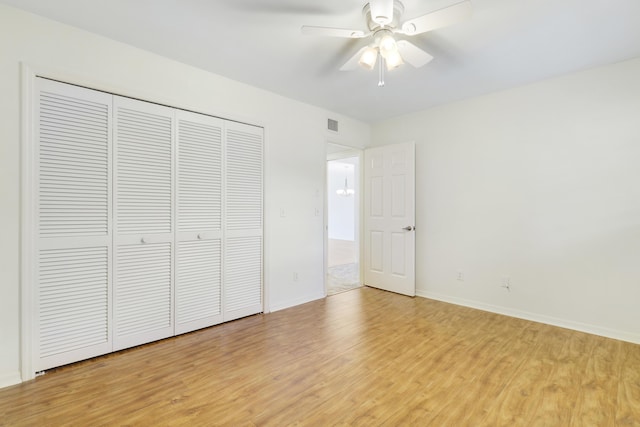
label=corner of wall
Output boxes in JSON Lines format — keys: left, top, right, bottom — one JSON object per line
{"left": 269, "top": 291, "right": 325, "bottom": 313}
{"left": 0, "top": 371, "right": 23, "bottom": 389}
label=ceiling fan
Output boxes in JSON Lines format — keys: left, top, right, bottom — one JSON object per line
{"left": 301, "top": 0, "right": 472, "bottom": 85}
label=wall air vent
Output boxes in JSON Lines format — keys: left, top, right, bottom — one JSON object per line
{"left": 327, "top": 118, "right": 339, "bottom": 132}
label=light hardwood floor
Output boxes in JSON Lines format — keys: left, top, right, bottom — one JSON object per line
{"left": 1, "top": 287, "right": 639, "bottom": 426}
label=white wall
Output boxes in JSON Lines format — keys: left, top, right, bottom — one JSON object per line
{"left": 372, "top": 57, "right": 640, "bottom": 344}
{"left": 0, "top": 4, "right": 370, "bottom": 387}
{"left": 328, "top": 160, "right": 356, "bottom": 241}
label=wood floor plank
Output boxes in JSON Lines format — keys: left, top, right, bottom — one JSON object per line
{"left": 570, "top": 337, "right": 619, "bottom": 426}
{"left": 0, "top": 287, "right": 638, "bottom": 426}
{"left": 617, "top": 341, "right": 640, "bottom": 426}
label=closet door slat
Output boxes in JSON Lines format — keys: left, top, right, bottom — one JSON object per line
{"left": 39, "top": 246, "right": 109, "bottom": 356}
{"left": 39, "top": 91, "right": 109, "bottom": 237}
{"left": 115, "top": 104, "right": 173, "bottom": 235}
{"left": 178, "top": 116, "right": 222, "bottom": 232}
{"left": 114, "top": 243, "right": 172, "bottom": 341}
{"left": 176, "top": 239, "right": 222, "bottom": 332}
{"left": 225, "top": 236, "right": 262, "bottom": 312}
{"left": 225, "top": 127, "right": 263, "bottom": 231}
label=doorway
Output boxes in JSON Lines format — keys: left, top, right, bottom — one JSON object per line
{"left": 326, "top": 144, "right": 361, "bottom": 295}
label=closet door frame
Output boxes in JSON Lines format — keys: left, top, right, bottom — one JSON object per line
{"left": 22, "top": 65, "right": 39, "bottom": 381}
{"left": 20, "top": 65, "right": 267, "bottom": 382}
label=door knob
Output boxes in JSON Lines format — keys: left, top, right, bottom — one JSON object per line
{"left": 402, "top": 226, "right": 415, "bottom": 231}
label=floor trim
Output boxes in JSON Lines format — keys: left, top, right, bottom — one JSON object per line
{"left": 269, "top": 291, "right": 325, "bottom": 313}
{"left": 417, "top": 289, "right": 640, "bottom": 345}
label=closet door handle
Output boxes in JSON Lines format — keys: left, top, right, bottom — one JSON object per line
{"left": 402, "top": 226, "right": 414, "bottom": 231}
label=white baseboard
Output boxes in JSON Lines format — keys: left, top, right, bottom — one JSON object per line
{"left": 269, "top": 291, "right": 325, "bottom": 313}
{"left": 417, "top": 289, "right": 640, "bottom": 345}
{"left": 0, "top": 371, "right": 22, "bottom": 389}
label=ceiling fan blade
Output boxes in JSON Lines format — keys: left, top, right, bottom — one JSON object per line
{"left": 339, "top": 47, "right": 368, "bottom": 71}
{"left": 396, "top": 40, "right": 434, "bottom": 68}
{"left": 399, "top": 0, "right": 472, "bottom": 35}
{"left": 301, "top": 26, "right": 367, "bottom": 38}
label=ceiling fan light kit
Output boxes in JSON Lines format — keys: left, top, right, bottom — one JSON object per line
{"left": 301, "top": 0, "right": 472, "bottom": 85}
{"left": 378, "top": 32, "right": 397, "bottom": 57}
{"left": 384, "top": 50, "right": 403, "bottom": 70}
{"left": 358, "top": 47, "right": 378, "bottom": 70}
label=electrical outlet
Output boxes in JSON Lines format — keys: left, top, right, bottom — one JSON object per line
{"left": 501, "top": 276, "right": 511, "bottom": 291}
{"left": 457, "top": 271, "right": 464, "bottom": 281}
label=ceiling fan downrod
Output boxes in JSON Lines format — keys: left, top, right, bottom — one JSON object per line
{"left": 378, "top": 54, "right": 385, "bottom": 87}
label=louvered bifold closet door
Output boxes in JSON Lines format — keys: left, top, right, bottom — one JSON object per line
{"left": 224, "top": 121, "right": 264, "bottom": 321}
{"left": 113, "top": 97, "right": 175, "bottom": 351}
{"left": 34, "top": 78, "right": 113, "bottom": 372}
{"left": 175, "top": 110, "right": 223, "bottom": 334}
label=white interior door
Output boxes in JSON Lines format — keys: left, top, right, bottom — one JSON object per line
{"left": 113, "top": 96, "right": 175, "bottom": 351}
{"left": 175, "top": 110, "right": 224, "bottom": 334}
{"left": 364, "top": 142, "right": 415, "bottom": 296}
{"left": 34, "top": 78, "right": 113, "bottom": 372}
{"left": 223, "top": 121, "right": 263, "bottom": 321}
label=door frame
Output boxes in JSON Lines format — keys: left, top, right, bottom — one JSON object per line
{"left": 324, "top": 143, "right": 364, "bottom": 296}
{"left": 20, "top": 63, "right": 37, "bottom": 382}
{"left": 20, "top": 62, "right": 269, "bottom": 382}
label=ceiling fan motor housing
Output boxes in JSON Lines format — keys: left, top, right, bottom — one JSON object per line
{"left": 364, "top": 0, "right": 405, "bottom": 30}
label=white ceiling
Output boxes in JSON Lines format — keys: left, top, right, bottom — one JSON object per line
{"left": 4, "top": 0, "right": 640, "bottom": 122}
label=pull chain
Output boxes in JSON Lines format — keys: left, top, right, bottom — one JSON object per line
{"left": 378, "top": 54, "right": 385, "bottom": 87}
